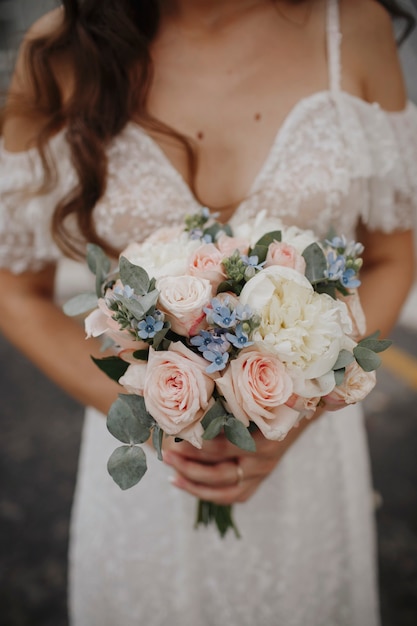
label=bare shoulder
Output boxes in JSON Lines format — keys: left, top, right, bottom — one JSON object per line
{"left": 24, "top": 6, "right": 65, "bottom": 41}
{"left": 340, "top": 0, "right": 407, "bottom": 110}
{"left": 3, "top": 8, "right": 69, "bottom": 153}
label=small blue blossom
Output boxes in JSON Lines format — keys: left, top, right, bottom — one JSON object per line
{"left": 241, "top": 254, "right": 265, "bottom": 271}
{"left": 226, "top": 324, "right": 254, "bottom": 349}
{"left": 190, "top": 331, "right": 223, "bottom": 353}
{"left": 212, "top": 306, "right": 237, "bottom": 329}
{"left": 341, "top": 268, "right": 361, "bottom": 289}
{"left": 235, "top": 304, "right": 253, "bottom": 322}
{"left": 325, "top": 235, "right": 347, "bottom": 251}
{"left": 325, "top": 251, "right": 345, "bottom": 281}
{"left": 113, "top": 284, "right": 135, "bottom": 299}
{"left": 345, "top": 240, "right": 364, "bottom": 258}
{"left": 202, "top": 234, "right": 213, "bottom": 244}
{"left": 138, "top": 315, "right": 164, "bottom": 339}
{"left": 203, "top": 349, "right": 230, "bottom": 374}
{"left": 189, "top": 228, "right": 204, "bottom": 240}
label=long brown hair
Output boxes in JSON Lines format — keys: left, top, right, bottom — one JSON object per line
{"left": 3, "top": 0, "right": 415, "bottom": 259}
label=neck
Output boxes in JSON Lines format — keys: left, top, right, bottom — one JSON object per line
{"left": 160, "top": 0, "right": 271, "bottom": 31}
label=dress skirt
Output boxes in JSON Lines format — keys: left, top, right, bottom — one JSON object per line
{"left": 68, "top": 404, "right": 380, "bottom": 626}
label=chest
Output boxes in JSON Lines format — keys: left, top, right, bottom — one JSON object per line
{"left": 143, "top": 4, "right": 362, "bottom": 216}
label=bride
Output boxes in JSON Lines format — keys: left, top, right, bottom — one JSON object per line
{"left": 0, "top": 1, "right": 415, "bottom": 624}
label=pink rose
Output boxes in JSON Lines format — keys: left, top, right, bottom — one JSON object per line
{"left": 265, "top": 241, "right": 306, "bottom": 274}
{"left": 216, "top": 234, "right": 249, "bottom": 257}
{"left": 124, "top": 343, "right": 215, "bottom": 448}
{"left": 285, "top": 393, "right": 321, "bottom": 420}
{"left": 323, "top": 361, "right": 376, "bottom": 409}
{"left": 156, "top": 275, "right": 212, "bottom": 336}
{"left": 188, "top": 243, "right": 226, "bottom": 288}
{"left": 216, "top": 348, "right": 297, "bottom": 441}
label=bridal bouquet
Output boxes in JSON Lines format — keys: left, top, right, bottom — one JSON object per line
{"left": 64, "top": 209, "right": 390, "bottom": 537}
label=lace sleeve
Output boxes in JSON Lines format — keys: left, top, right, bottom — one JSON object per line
{"left": 0, "top": 132, "right": 75, "bottom": 273}
{"left": 356, "top": 101, "right": 417, "bottom": 233}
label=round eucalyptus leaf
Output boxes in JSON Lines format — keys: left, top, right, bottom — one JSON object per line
{"left": 107, "top": 397, "right": 151, "bottom": 444}
{"left": 107, "top": 445, "right": 147, "bottom": 490}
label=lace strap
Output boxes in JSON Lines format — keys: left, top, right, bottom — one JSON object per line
{"left": 326, "top": 0, "right": 342, "bottom": 93}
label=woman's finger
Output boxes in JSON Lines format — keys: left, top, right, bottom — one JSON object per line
{"left": 164, "top": 450, "right": 244, "bottom": 487}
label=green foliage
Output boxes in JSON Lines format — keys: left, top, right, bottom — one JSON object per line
{"left": 302, "top": 242, "right": 328, "bottom": 285}
{"left": 87, "top": 244, "right": 111, "bottom": 297}
{"left": 63, "top": 292, "right": 98, "bottom": 317}
{"left": 107, "top": 396, "right": 154, "bottom": 444}
{"left": 253, "top": 230, "right": 282, "bottom": 248}
{"left": 334, "top": 368, "right": 346, "bottom": 386}
{"left": 224, "top": 417, "right": 256, "bottom": 452}
{"left": 203, "top": 222, "right": 233, "bottom": 240}
{"left": 107, "top": 445, "right": 147, "bottom": 490}
{"left": 119, "top": 257, "right": 150, "bottom": 295}
{"left": 353, "top": 346, "right": 382, "bottom": 371}
{"left": 91, "top": 356, "right": 129, "bottom": 383}
{"left": 152, "top": 426, "right": 164, "bottom": 461}
{"left": 333, "top": 349, "right": 355, "bottom": 371}
{"left": 195, "top": 500, "right": 241, "bottom": 538}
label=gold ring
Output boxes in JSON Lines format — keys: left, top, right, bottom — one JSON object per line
{"left": 235, "top": 463, "right": 244, "bottom": 486}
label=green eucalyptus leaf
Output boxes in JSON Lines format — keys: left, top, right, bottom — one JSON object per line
{"left": 202, "top": 416, "right": 226, "bottom": 440}
{"left": 334, "top": 368, "right": 346, "bottom": 386}
{"left": 333, "top": 349, "right": 355, "bottom": 371}
{"left": 119, "top": 257, "right": 150, "bottom": 295}
{"left": 314, "top": 282, "right": 337, "bottom": 299}
{"left": 139, "top": 289, "right": 160, "bottom": 313}
{"left": 107, "top": 396, "right": 152, "bottom": 444}
{"left": 118, "top": 394, "right": 155, "bottom": 429}
{"left": 63, "top": 292, "right": 98, "bottom": 317}
{"left": 357, "top": 338, "right": 392, "bottom": 353}
{"left": 302, "top": 242, "right": 327, "bottom": 284}
{"left": 353, "top": 346, "right": 382, "bottom": 372}
{"left": 132, "top": 349, "right": 149, "bottom": 361}
{"left": 203, "top": 222, "right": 233, "bottom": 240}
{"left": 87, "top": 244, "right": 111, "bottom": 276}
{"left": 91, "top": 356, "right": 129, "bottom": 383}
{"left": 152, "top": 325, "right": 170, "bottom": 350}
{"left": 107, "top": 445, "right": 147, "bottom": 490}
{"left": 224, "top": 418, "right": 256, "bottom": 452}
{"left": 248, "top": 244, "right": 268, "bottom": 265}
{"left": 152, "top": 426, "right": 164, "bottom": 461}
{"left": 253, "top": 230, "right": 282, "bottom": 248}
{"left": 216, "top": 280, "right": 240, "bottom": 295}
{"left": 201, "top": 399, "right": 228, "bottom": 430}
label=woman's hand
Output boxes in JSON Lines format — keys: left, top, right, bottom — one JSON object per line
{"left": 162, "top": 411, "right": 322, "bottom": 505}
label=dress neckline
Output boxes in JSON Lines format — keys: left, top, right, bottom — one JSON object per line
{"left": 124, "top": 90, "right": 391, "bottom": 222}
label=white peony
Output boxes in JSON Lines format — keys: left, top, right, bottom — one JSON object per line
{"left": 239, "top": 266, "right": 352, "bottom": 391}
{"left": 121, "top": 233, "right": 201, "bottom": 280}
{"left": 231, "top": 210, "right": 285, "bottom": 246}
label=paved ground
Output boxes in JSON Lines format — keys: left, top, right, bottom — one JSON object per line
{"left": 0, "top": 287, "right": 416, "bottom": 626}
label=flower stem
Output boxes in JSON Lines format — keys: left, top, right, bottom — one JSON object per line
{"left": 195, "top": 499, "right": 241, "bottom": 538}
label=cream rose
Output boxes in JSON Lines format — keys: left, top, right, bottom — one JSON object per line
{"left": 132, "top": 343, "right": 215, "bottom": 448}
{"left": 156, "top": 275, "right": 212, "bottom": 336}
{"left": 239, "top": 265, "right": 352, "bottom": 386}
{"left": 216, "top": 348, "right": 298, "bottom": 440}
{"left": 188, "top": 243, "right": 226, "bottom": 288}
{"left": 323, "top": 361, "right": 376, "bottom": 409}
{"left": 121, "top": 233, "right": 201, "bottom": 279}
{"left": 280, "top": 224, "right": 317, "bottom": 254}
{"left": 265, "top": 241, "right": 306, "bottom": 274}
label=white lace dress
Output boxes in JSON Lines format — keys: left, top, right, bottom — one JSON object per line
{"left": 1, "top": 1, "right": 417, "bottom": 624}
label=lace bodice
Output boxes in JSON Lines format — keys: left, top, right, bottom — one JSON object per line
{"left": 1, "top": 1, "right": 416, "bottom": 274}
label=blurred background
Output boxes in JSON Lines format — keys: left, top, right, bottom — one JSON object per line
{"left": 0, "top": 1, "right": 417, "bottom": 625}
